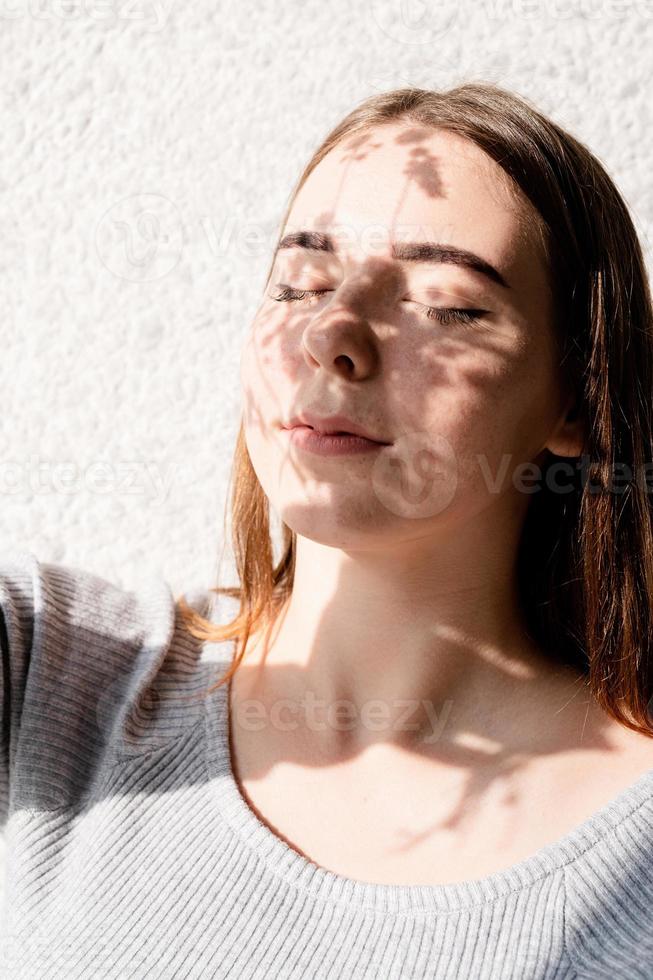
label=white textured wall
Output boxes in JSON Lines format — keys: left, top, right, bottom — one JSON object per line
{"left": 1, "top": 3, "right": 652, "bottom": 594}
{"left": 1, "top": 0, "right": 652, "bottom": 912}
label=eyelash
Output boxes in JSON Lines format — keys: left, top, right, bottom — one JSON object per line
{"left": 271, "top": 285, "right": 486, "bottom": 327}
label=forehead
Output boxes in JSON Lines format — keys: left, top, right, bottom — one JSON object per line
{"left": 285, "top": 123, "right": 545, "bottom": 277}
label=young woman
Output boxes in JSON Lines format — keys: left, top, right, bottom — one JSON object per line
{"left": 2, "top": 83, "right": 653, "bottom": 978}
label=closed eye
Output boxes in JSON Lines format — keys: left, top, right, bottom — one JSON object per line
{"left": 271, "top": 285, "right": 331, "bottom": 303}
{"left": 270, "top": 285, "right": 487, "bottom": 328}
{"left": 409, "top": 302, "right": 487, "bottom": 327}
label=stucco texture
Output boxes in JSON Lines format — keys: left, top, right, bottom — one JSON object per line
{"left": 1, "top": 0, "right": 652, "bottom": 882}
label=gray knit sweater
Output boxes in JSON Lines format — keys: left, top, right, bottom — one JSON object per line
{"left": 1, "top": 550, "right": 652, "bottom": 979}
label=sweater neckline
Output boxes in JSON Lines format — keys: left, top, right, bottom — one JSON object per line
{"left": 201, "top": 597, "right": 653, "bottom": 914}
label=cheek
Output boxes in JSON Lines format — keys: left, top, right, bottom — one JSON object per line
{"left": 399, "top": 344, "right": 555, "bottom": 489}
{"left": 239, "top": 327, "right": 300, "bottom": 484}
{"left": 240, "top": 337, "right": 274, "bottom": 441}
{"left": 239, "top": 321, "right": 287, "bottom": 423}
{"left": 242, "top": 310, "right": 300, "bottom": 388}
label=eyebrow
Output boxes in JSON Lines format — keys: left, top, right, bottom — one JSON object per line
{"left": 275, "top": 230, "right": 510, "bottom": 290}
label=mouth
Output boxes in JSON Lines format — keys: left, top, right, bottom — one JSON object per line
{"left": 294, "top": 425, "right": 371, "bottom": 438}
{"left": 282, "top": 412, "right": 392, "bottom": 445}
{"left": 284, "top": 423, "right": 390, "bottom": 446}
{"left": 281, "top": 424, "right": 390, "bottom": 456}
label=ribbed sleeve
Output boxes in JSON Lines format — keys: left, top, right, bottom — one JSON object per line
{"left": 0, "top": 551, "right": 37, "bottom": 829}
{"left": 0, "top": 550, "right": 178, "bottom": 822}
{"left": 1, "top": 550, "right": 651, "bottom": 979}
{"left": 563, "top": 798, "right": 653, "bottom": 978}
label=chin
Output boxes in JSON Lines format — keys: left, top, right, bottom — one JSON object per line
{"left": 276, "top": 491, "right": 401, "bottom": 546}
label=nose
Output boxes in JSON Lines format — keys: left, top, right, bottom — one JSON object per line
{"left": 299, "top": 259, "right": 400, "bottom": 380}
{"left": 300, "top": 304, "right": 378, "bottom": 380}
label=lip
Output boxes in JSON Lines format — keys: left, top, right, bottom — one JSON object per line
{"left": 283, "top": 426, "right": 389, "bottom": 457}
{"left": 282, "top": 411, "right": 392, "bottom": 445}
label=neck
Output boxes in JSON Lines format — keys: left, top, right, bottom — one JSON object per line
{"left": 235, "top": 509, "right": 588, "bottom": 757}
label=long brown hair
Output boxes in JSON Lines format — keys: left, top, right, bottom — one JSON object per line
{"left": 176, "top": 81, "right": 653, "bottom": 737}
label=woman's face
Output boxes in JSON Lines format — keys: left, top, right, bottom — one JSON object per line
{"left": 239, "top": 122, "right": 580, "bottom": 549}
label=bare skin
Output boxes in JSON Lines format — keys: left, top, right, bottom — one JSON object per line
{"left": 234, "top": 122, "right": 653, "bottom": 886}
{"left": 227, "top": 611, "right": 653, "bottom": 885}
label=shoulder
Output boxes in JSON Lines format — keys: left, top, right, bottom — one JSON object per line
{"left": 0, "top": 548, "right": 174, "bottom": 652}
{"left": 1, "top": 550, "right": 200, "bottom": 823}
{"left": 563, "top": 734, "right": 653, "bottom": 977}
